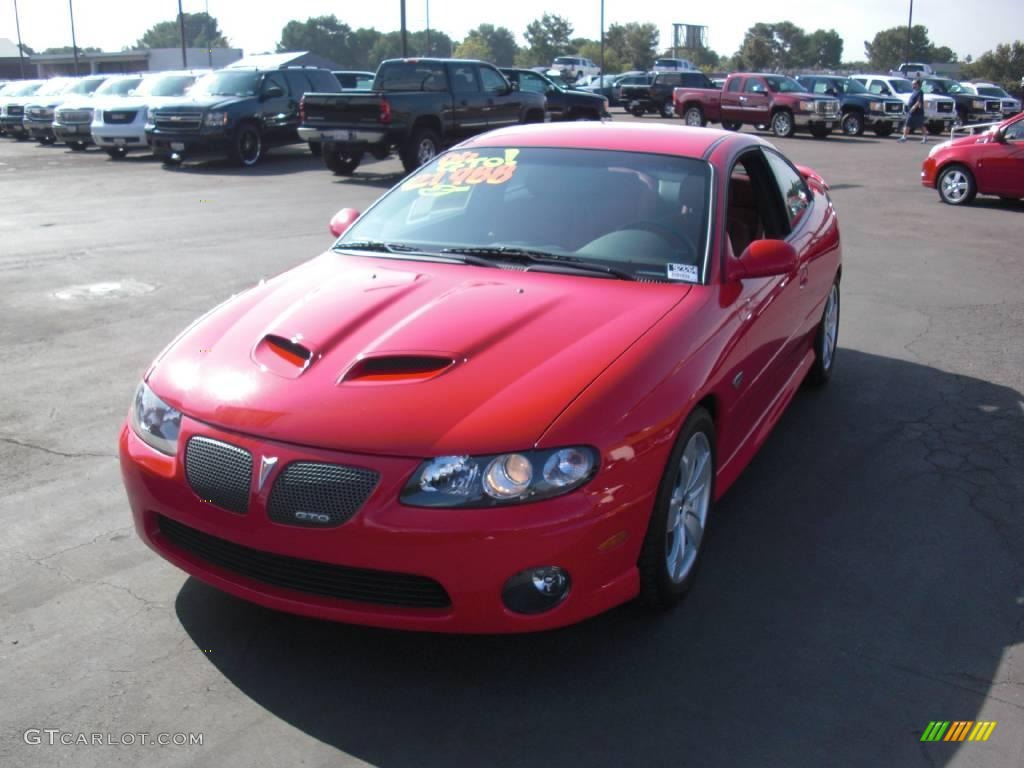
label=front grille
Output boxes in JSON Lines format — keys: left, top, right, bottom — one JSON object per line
{"left": 55, "top": 109, "right": 92, "bottom": 124}
{"left": 7, "top": 105, "right": 24, "bottom": 116}
{"left": 815, "top": 100, "right": 839, "bottom": 118}
{"left": 885, "top": 101, "right": 903, "bottom": 114}
{"left": 936, "top": 101, "right": 953, "bottom": 114}
{"left": 184, "top": 436, "right": 252, "bottom": 514}
{"left": 267, "top": 462, "right": 379, "bottom": 528}
{"left": 103, "top": 110, "right": 137, "bottom": 124}
{"left": 153, "top": 110, "right": 203, "bottom": 131}
{"left": 985, "top": 100, "right": 1001, "bottom": 113}
{"left": 26, "top": 107, "right": 53, "bottom": 121}
{"left": 157, "top": 514, "right": 452, "bottom": 609}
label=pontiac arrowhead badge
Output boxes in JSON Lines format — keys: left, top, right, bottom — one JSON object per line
{"left": 258, "top": 456, "right": 278, "bottom": 492}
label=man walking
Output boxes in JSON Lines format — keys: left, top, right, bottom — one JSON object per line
{"left": 898, "top": 79, "right": 926, "bottom": 143}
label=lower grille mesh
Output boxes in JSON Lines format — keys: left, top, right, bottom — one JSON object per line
{"left": 185, "top": 436, "right": 252, "bottom": 514}
{"left": 157, "top": 515, "right": 451, "bottom": 609}
{"left": 267, "top": 461, "right": 379, "bottom": 527}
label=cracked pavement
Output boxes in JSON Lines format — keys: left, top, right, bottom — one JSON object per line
{"left": 1, "top": 120, "right": 1021, "bottom": 767}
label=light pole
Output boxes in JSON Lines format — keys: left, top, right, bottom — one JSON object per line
{"left": 904, "top": 0, "right": 914, "bottom": 68}
{"left": 68, "top": 0, "right": 80, "bottom": 75}
{"left": 425, "top": 0, "right": 431, "bottom": 56}
{"left": 400, "top": 0, "right": 408, "bottom": 57}
{"left": 599, "top": 0, "right": 604, "bottom": 76}
{"left": 206, "top": 0, "right": 213, "bottom": 67}
{"left": 13, "top": 0, "right": 26, "bottom": 78}
{"left": 178, "top": 0, "right": 188, "bottom": 68}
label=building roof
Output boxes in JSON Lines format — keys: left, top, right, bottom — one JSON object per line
{"left": 226, "top": 51, "right": 338, "bottom": 71}
{"left": 0, "top": 37, "right": 25, "bottom": 58}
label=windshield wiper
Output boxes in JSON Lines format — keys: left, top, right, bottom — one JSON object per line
{"left": 441, "top": 246, "right": 639, "bottom": 281}
{"left": 333, "top": 240, "right": 500, "bottom": 268}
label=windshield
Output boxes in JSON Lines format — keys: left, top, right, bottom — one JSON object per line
{"left": 553, "top": 58, "right": 576, "bottom": 65}
{"left": 889, "top": 79, "right": 913, "bottom": 94}
{"left": 135, "top": 74, "right": 197, "bottom": 97}
{"left": 94, "top": 77, "right": 143, "bottom": 96}
{"left": 842, "top": 78, "right": 868, "bottom": 94}
{"left": 978, "top": 86, "right": 1009, "bottom": 98}
{"left": 36, "top": 79, "right": 72, "bottom": 96}
{"left": 338, "top": 147, "right": 712, "bottom": 282}
{"left": 190, "top": 71, "right": 260, "bottom": 97}
{"left": 920, "top": 79, "right": 951, "bottom": 94}
{"left": 765, "top": 76, "right": 806, "bottom": 93}
{"left": 67, "top": 78, "right": 106, "bottom": 95}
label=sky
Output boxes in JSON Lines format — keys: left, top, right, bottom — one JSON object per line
{"left": 1, "top": 0, "right": 1022, "bottom": 63}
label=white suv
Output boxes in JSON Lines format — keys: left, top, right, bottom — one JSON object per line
{"left": 551, "top": 57, "right": 600, "bottom": 82}
{"left": 851, "top": 74, "right": 956, "bottom": 135}
{"left": 957, "top": 81, "right": 1022, "bottom": 118}
{"left": 653, "top": 58, "right": 696, "bottom": 73}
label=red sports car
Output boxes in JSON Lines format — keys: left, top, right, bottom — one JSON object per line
{"left": 120, "top": 123, "right": 842, "bottom": 633}
{"left": 921, "top": 111, "right": 1024, "bottom": 205}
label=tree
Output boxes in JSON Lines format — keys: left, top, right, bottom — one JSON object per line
{"left": 735, "top": 22, "right": 811, "bottom": 70}
{"left": 864, "top": 25, "right": 955, "bottom": 70}
{"left": 735, "top": 23, "right": 777, "bottom": 70}
{"left": 135, "top": 12, "right": 228, "bottom": 49}
{"left": 523, "top": 13, "right": 574, "bottom": 66}
{"left": 606, "top": 23, "right": 659, "bottom": 71}
{"left": 455, "top": 24, "right": 518, "bottom": 66}
{"left": 368, "top": 30, "right": 453, "bottom": 65}
{"left": 579, "top": 41, "right": 624, "bottom": 73}
{"left": 454, "top": 36, "right": 492, "bottom": 62}
{"left": 962, "top": 41, "right": 1024, "bottom": 90}
{"left": 42, "top": 46, "right": 101, "bottom": 54}
{"left": 276, "top": 16, "right": 380, "bottom": 69}
{"left": 803, "top": 29, "right": 843, "bottom": 69}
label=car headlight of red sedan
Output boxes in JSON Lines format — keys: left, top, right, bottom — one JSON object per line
{"left": 130, "top": 381, "right": 182, "bottom": 455}
{"left": 401, "top": 447, "right": 598, "bottom": 507}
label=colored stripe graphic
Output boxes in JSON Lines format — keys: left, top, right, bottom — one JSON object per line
{"left": 922, "top": 722, "right": 950, "bottom": 741}
{"left": 921, "top": 721, "right": 996, "bottom": 742}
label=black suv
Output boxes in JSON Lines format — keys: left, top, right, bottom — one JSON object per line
{"left": 146, "top": 66, "right": 341, "bottom": 166}
{"left": 500, "top": 68, "right": 609, "bottom": 120}
{"left": 795, "top": 74, "right": 906, "bottom": 136}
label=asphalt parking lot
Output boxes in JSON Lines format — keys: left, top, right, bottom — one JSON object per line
{"left": 1, "top": 115, "right": 1022, "bottom": 768}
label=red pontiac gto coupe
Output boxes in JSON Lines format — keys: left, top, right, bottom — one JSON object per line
{"left": 120, "top": 123, "right": 842, "bottom": 633}
{"left": 921, "top": 111, "right": 1024, "bottom": 205}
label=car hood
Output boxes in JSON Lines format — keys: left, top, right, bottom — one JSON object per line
{"left": 147, "top": 252, "right": 690, "bottom": 456}
{"left": 153, "top": 95, "right": 248, "bottom": 111}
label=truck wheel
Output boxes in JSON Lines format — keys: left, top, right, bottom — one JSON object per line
{"left": 809, "top": 126, "right": 831, "bottom": 139}
{"left": 104, "top": 147, "right": 127, "bottom": 160}
{"left": 771, "top": 110, "right": 795, "bottom": 138}
{"left": 155, "top": 150, "right": 181, "bottom": 167}
{"left": 840, "top": 111, "right": 864, "bottom": 136}
{"left": 721, "top": 120, "right": 741, "bottom": 131}
{"left": 660, "top": 102, "right": 675, "bottom": 118}
{"left": 67, "top": 141, "right": 88, "bottom": 151}
{"left": 873, "top": 124, "right": 894, "bottom": 137}
{"left": 683, "top": 106, "right": 705, "bottom": 127}
{"left": 937, "top": 164, "right": 977, "bottom": 205}
{"left": 308, "top": 141, "right": 322, "bottom": 157}
{"left": 229, "top": 123, "right": 263, "bottom": 167}
{"left": 324, "top": 148, "right": 361, "bottom": 176}
{"left": 630, "top": 104, "right": 645, "bottom": 118}
{"left": 400, "top": 127, "right": 440, "bottom": 173}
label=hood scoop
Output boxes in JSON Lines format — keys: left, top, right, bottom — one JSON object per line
{"left": 340, "top": 354, "right": 456, "bottom": 384}
{"left": 252, "top": 334, "right": 316, "bottom": 379}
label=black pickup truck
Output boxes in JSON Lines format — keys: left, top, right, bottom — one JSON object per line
{"left": 918, "top": 76, "right": 1003, "bottom": 127}
{"left": 795, "top": 74, "right": 906, "bottom": 136}
{"left": 299, "top": 58, "right": 546, "bottom": 175}
{"left": 619, "top": 71, "right": 714, "bottom": 118}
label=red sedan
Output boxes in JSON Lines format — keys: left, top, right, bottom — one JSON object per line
{"left": 921, "top": 111, "right": 1024, "bottom": 205}
{"left": 120, "top": 123, "right": 842, "bottom": 633}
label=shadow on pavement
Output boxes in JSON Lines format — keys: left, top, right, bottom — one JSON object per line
{"left": 160, "top": 148, "right": 323, "bottom": 177}
{"left": 175, "top": 349, "right": 1023, "bottom": 767}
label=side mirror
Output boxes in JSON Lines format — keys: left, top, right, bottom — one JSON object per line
{"left": 329, "top": 208, "right": 361, "bottom": 238}
{"left": 262, "top": 85, "right": 285, "bottom": 100}
{"left": 510, "top": 81, "right": 520, "bottom": 92}
{"left": 727, "top": 239, "right": 798, "bottom": 281}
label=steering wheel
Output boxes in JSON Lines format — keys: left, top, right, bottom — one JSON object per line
{"left": 619, "top": 219, "right": 699, "bottom": 258}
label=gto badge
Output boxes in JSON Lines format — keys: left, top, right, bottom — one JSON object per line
{"left": 295, "top": 511, "right": 331, "bottom": 524}
{"left": 257, "top": 455, "right": 278, "bottom": 492}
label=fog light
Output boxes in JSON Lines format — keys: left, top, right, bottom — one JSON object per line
{"left": 502, "top": 566, "right": 571, "bottom": 614}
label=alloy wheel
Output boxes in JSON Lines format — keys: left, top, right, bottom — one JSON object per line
{"left": 665, "top": 432, "right": 712, "bottom": 584}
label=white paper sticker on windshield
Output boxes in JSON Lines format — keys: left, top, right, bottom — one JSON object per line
{"left": 667, "top": 263, "right": 699, "bottom": 282}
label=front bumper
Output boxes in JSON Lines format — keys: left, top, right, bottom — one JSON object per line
{"left": 93, "top": 120, "right": 149, "bottom": 151}
{"left": 794, "top": 114, "right": 838, "bottom": 128}
{"left": 297, "top": 125, "right": 390, "bottom": 152}
{"left": 146, "top": 128, "right": 231, "bottom": 158}
{"left": 53, "top": 123, "right": 94, "bottom": 143}
{"left": 119, "top": 418, "right": 648, "bottom": 633}
{"left": 0, "top": 116, "right": 29, "bottom": 135}
{"left": 25, "top": 121, "right": 55, "bottom": 141}
{"left": 864, "top": 112, "right": 903, "bottom": 128}
{"left": 920, "top": 156, "right": 939, "bottom": 188}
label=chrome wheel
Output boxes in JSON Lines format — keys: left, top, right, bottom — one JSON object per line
{"left": 772, "top": 111, "right": 794, "bottom": 137}
{"left": 940, "top": 168, "right": 970, "bottom": 203}
{"left": 841, "top": 112, "right": 862, "bottom": 136}
{"left": 684, "top": 107, "right": 703, "bottom": 126}
{"left": 238, "top": 126, "right": 261, "bottom": 166}
{"left": 665, "top": 432, "right": 712, "bottom": 584}
{"left": 822, "top": 283, "right": 839, "bottom": 371}
{"left": 416, "top": 137, "right": 437, "bottom": 165}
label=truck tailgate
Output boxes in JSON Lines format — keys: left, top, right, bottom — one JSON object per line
{"left": 302, "top": 93, "right": 382, "bottom": 125}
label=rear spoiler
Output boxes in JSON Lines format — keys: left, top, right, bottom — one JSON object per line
{"left": 795, "top": 164, "right": 829, "bottom": 191}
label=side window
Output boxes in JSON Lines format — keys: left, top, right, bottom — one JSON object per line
{"left": 868, "top": 81, "right": 885, "bottom": 95}
{"left": 744, "top": 79, "right": 766, "bottom": 94}
{"left": 283, "top": 71, "right": 312, "bottom": 98}
{"left": 263, "top": 72, "right": 288, "bottom": 97}
{"left": 764, "top": 150, "right": 810, "bottom": 231}
{"left": 479, "top": 66, "right": 508, "bottom": 94}
{"left": 812, "top": 81, "right": 829, "bottom": 94}
{"left": 727, "top": 78, "right": 743, "bottom": 93}
{"left": 519, "top": 73, "right": 547, "bottom": 94}
{"left": 450, "top": 64, "right": 479, "bottom": 95}
{"left": 307, "top": 70, "right": 342, "bottom": 93}
{"left": 726, "top": 151, "right": 790, "bottom": 256}
{"left": 662, "top": 74, "right": 681, "bottom": 87}
{"left": 1005, "top": 121, "right": 1024, "bottom": 141}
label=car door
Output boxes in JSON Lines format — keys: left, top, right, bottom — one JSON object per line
{"left": 720, "top": 77, "right": 745, "bottom": 121}
{"left": 724, "top": 149, "right": 805, "bottom": 437}
{"left": 977, "top": 118, "right": 1024, "bottom": 195}
{"left": 448, "top": 62, "right": 487, "bottom": 137}
{"left": 282, "top": 71, "right": 313, "bottom": 136}
{"left": 741, "top": 77, "right": 771, "bottom": 123}
{"left": 518, "top": 70, "right": 562, "bottom": 119}
{"left": 479, "top": 65, "right": 520, "bottom": 128}
{"left": 258, "top": 72, "right": 293, "bottom": 143}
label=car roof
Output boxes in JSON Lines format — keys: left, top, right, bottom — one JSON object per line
{"left": 461, "top": 122, "right": 763, "bottom": 159}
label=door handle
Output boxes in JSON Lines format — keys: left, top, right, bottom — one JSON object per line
{"left": 799, "top": 265, "right": 809, "bottom": 287}
{"left": 739, "top": 96, "right": 748, "bottom": 102}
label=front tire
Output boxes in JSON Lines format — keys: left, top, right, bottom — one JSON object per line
{"left": 67, "top": 141, "right": 88, "bottom": 151}
{"left": 308, "top": 141, "right": 322, "bottom": 157}
{"left": 771, "top": 110, "right": 795, "bottom": 138}
{"left": 926, "top": 123, "right": 943, "bottom": 136}
{"left": 809, "top": 126, "right": 831, "bottom": 139}
{"left": 937, "top": 164, "right": 977, "bottom": 205}
{"left": 104, "top": 147, "right": 127, "bottom": 160}
{"left": 841, "top": 111, "right": 864, "bottom": 136}
{"left": 324, "top": 147, "right": 361, "bottom": 176}
{"left": 807, "top": 279, "right": 840, "bottom": 386}
{"left": 683, "top": 106, "right": 705, "bottom": 127}
{"left": 660, "top": 101, "right": 674, "bottom": 118}
{"left": 630, "top": 104, "right": 645, "bottom": 118}
{"left": 873, "top": 124, "right": 894, "bottom": 137}
{"left": 721, "top": 120, "right": 741, "bottom": 131}
{"left": 229, "top": 123, "right": 263, "bottom": 167}
{"left": 638, "top": 407, "right": 716, "bottom": 609}
{"left": 400, "top": 126, "right": 440, "bottom": 173}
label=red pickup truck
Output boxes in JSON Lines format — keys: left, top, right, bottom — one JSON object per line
{"left": 674, "top": 73, "right": 841, "bottom": 138}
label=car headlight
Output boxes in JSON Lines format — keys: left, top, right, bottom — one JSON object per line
{"left": 203, "top": 111, "right": 228, "bottom": 127}
{"left": 972, "top": 99, "right": 984, "bottom": 110}
{"left": 401, "top": 446, "right": 598, "bottom": 507}
{"left": 146, "top": 108, "right": 156, "bottom": 125}
{"left": 130, "top": 381, "right": 182, "bottom": 455}
{"left": 869, "top": 101, "right": 882, "bottom": 111}
{"left": 798, "top": 100, "right": 815, "bottom": 112}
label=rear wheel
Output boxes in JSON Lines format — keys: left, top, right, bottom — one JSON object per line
{"left": 228, "top": 123, "right": 262, "bottom": 167}
{"left": 807, "top": 279, "right": 840, "bottom": 386}
{"left": 104, "top": 147, "right": 127, "bottom": 159}
{"left": 841, "top": 111, "right": 864, "bottom": 136}
{"left": 638, "top": 407, "right": 716, "bottom": 609}
{"left": 630, "top": 104, "right": 645, "bottom": 118}
{"left": 400, "top": 126, "right": 440, "bottom": 173}
{"left": 721, "top": 120, "right": 741, "bottom": 131}
{"left": 937, "top": 164, "right": 977, "bottom": 205}
{"left": 660, "top": 101, "right": 675, "bottom": 118}
{"left": 683, "top": 106, "right": 705, "bottom": 127}
{"left": 771, "top": 110, "right": 795, "bottom": 138}
{"left": 873, "top": 124, "right": 894, "bottom": 137}
{"left": 324, "top": 147, "right": 361, "bottom": 176}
